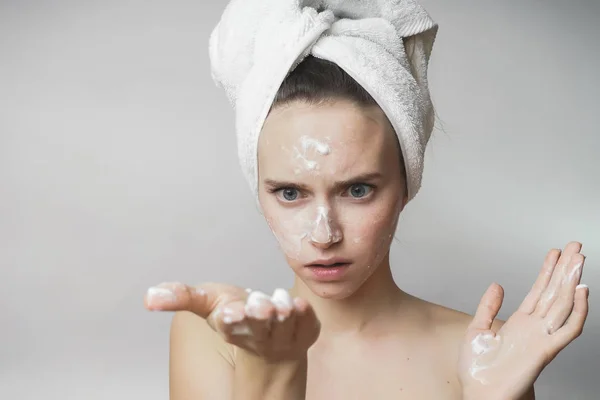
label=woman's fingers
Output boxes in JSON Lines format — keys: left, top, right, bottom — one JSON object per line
{"left": 270, "top": 289, "right": 296, "bottom": 345}
{"left": 544, "top": 254, "right": 585, "bottom": 333}
{"left": 145, "top": 283, "right": 319, "bottom": 360}
{"left": 468, "top": 283, "right": 504, "bottom": 332}
{"left": 244, "top": 291, "right": 276, "bottom": 343}
{"left": 144, "top": 282, "right": 218, "bottom": 317}
{"left": 293, "top": 297, "right": 321, "bottom": 347}
{"left": 518, "top": 248, "right": 561, "bottom": 314}
{"left": 534, "top": 242, "right": 583, "bottom": 317}
{"left": 550, "top": 284, "right": 589, "bottom": 353}
{"left": 220, "top": 289, "right": 311, "bottom": 359}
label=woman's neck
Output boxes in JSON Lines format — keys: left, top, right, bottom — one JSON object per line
{"left": 290, "top": 255, "right": 410, "bottom": 336}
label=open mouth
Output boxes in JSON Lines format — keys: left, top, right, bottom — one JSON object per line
{"left": 310, "top": 262, "right": 350, "bottom": 268}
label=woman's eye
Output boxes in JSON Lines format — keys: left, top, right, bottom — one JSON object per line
{"left": 348, "top": 184, "right": 372, "bottom": 198}
{"left": 278, "top": 188, "right": 299, "bottom": 201}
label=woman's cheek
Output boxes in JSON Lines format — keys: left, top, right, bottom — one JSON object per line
{"left": 266, "top": 210, "right": 311, "bottom": 260}
{"left": 346, "top": 206, "right": 398, "bottom": 260}
{"left": 344, "top": 205, "right": 391, "bottom": 242}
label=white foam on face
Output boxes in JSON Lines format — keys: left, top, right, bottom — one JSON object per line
{"left": 300, "top": 135, "right": 331, "bottom": 155}
{"left": 266, "top": 204, "right": 342, "bottom": 261}
{"left": 309, "top": 205, "right": 342, "bottom": 244}
{"left": 292, "top": 136, "right": 331, "bottom": 172}
{"left": 294, "top": 147, "right": 318, "bottom": 170}
{"left": 310, "top": 206, "right": 332, "bottom": 243}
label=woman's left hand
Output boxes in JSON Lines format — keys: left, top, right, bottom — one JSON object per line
{"left": 458, "top": 241, "right": 589, "bottom": 400}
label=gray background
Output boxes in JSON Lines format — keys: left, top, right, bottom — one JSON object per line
{"left": 1, "top": 0, "right": 598, "bottom": 398}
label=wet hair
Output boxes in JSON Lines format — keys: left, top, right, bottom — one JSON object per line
{"left": 271, "top": 54, "right": 407, "bottom": 179}
{"left": 272, "top": 55, "right": 379, "bottom": 108}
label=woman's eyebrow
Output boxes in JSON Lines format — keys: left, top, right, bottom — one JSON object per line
{"left": 263, "top": 179, "right": 310, "bottom": 190}
{"left": 334, "top": 172, "right": 383, "bottom": 187}
{"left": 263, "top": 172, "right": 382, "bottom": 190}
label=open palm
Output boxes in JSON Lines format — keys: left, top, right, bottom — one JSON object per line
{"left": 458, "top": 242, "right": 589, "bottom": 400}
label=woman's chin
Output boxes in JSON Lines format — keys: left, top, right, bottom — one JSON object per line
{"left": 305, "top": 281, "right": 360, "bottom": 300}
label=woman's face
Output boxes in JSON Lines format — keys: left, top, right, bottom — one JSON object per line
{"left": 257, "top": 99, "right": 407, "bottom": 299}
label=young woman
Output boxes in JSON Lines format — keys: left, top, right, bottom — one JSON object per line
{"left": 143, "top": 2, "right": 590, "bottom": 399}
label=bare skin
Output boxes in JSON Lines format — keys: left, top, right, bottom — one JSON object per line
{"left": 146, "top": 100, "right": 588, "bottom": 399}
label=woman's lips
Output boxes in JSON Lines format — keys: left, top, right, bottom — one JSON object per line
{"left": 305, "top": 258, "right": 352, "bottom": 267}
{"left": 305, "top": 262, "right": 351, "bottom": 280}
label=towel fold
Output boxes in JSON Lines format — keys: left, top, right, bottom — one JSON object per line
{"left": 209, "top": 0, "right": 438, "bottom": 202}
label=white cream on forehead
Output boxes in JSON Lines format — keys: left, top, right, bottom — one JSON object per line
{"left": 300, "top": 135, "right": 331, "bottom": 155}
{"left": 292, "top": 135, "right": 331, "bottom": 172}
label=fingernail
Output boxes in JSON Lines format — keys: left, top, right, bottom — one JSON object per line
{"left": 231, "top": 324, "right": 253, "bottom": 336}
{"left": 146, "top": 286, "right": 177, "bottom": 308}
{"left": 576, "top": 284, "right": 588, "bottom": 290}
{"left": 196, "top": 287, "right": 206, "bottom": 296}
{"left": 222, "top": 307, "right": 244, "bottom": 324}
{"left": 147, "top": 286, "right": 176, "bottom": 299}
{"left": 222, "top": 307, "right": 233, "bottom": 324}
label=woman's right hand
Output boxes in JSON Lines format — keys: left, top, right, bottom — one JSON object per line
{"left": 144, "top": 282, "right": 320, "bottom": 362}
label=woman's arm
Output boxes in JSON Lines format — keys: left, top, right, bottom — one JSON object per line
{"left": 170, "top": 310, "right": 308, "bottom": 400}
{"left": 233, "top": 351, "right": 307, "bottom": 400}
{"left": 147, "top": 282, "right": 318, "bottom": 400}
{"left": 169, "top": 310, "right": 234, "bottom": 400}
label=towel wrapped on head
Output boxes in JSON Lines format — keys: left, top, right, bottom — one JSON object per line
{"left": 209, "top": 0, "right": 438, "bottom": 202}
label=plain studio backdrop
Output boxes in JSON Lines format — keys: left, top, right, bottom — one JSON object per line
{"left": 1, "top": 0, "right": 598, "bottom": 399}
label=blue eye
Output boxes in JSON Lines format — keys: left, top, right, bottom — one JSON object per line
{"left": 348, "top": 184, "right": 372, "bottom": 198}
{"left": 279, "top": 188, "right": 299, "bottom": 201}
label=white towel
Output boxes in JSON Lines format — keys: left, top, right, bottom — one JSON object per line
{"left": 209, "top": 0, "right": 438, "bottom": 202}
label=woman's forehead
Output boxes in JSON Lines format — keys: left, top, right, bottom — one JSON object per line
{"left": 258, "top": 101, "right": 397, "bottom": 173}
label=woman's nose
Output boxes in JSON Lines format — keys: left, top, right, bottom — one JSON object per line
{"left": 308, "top": 206, "right": 342, "bottom": 249}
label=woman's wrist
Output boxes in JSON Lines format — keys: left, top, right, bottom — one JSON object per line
{"left": 233, "top": 349, "right": 307, "bottom": 400}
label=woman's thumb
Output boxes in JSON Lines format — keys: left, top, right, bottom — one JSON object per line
{"left": 468, "top": 282, "right": 504, "bottom": 332}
